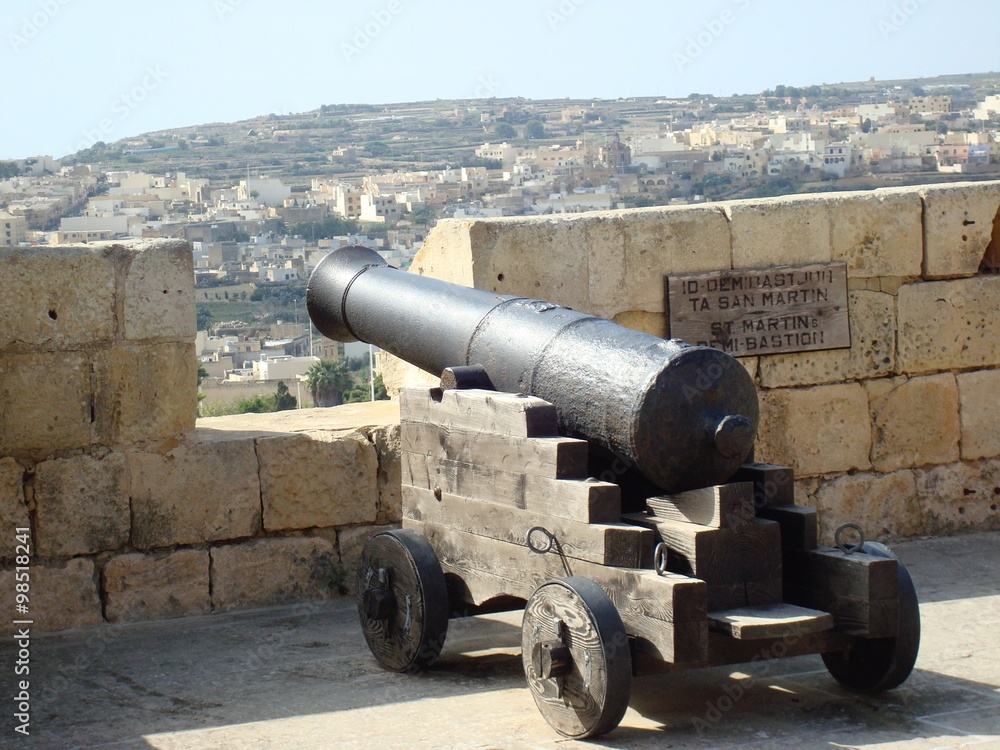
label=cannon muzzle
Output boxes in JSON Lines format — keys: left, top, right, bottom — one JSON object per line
{"left": 307, "top": 246, "right": 759, "bottom": 494}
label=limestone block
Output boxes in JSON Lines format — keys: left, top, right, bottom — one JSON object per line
{"left": 34, "top": 453, "right": 129, "bottom": 557}
{"left": 920, "top": 181, "right": 1000, "bottom": 279}
{"left": 897, "top": 276, "right": 1000, "bottom": 373}
{"left": 103, "top": 550, "right": 210, "bottom": 623}
{"left": 0, "top": 351, "right": 91, "bottom": 458}
{"left": 727, "top": 194, "right": 833, "bottom": 269}
{"left": 868, "top": 374, "right": 960, "bottom": 473}
{"left": 338, "top": 524, "right": 401, "bottom": 594}
{"left": 211, "top": 537, "right": 340, "bottom": 610}
{"left": 829, "top": 188, "right": 923, "bottom": 278}
{"left": 129, "top": 437, "right": 261, "bottom": 549}
{"left": 93, "top": 342, "right": 197, "bottom": 445}
{"left": 759, "top": 290, "right": 895, "bottom": 388}
{"left": 368, "top": 423, "right": 402, "bottom": 525}
{"left": 756, "top": 383, "right": 871, "bottom": 477}
{"left": 0, "top": 246, "right": 116, "bottom": 350}
{"left": 466, "top": 215, "right": 595, "bottom": 312}
{"left": 121, "top": 239, "right": 196, "bottom": 341}
{"left": 619, "top": 205, "right": 732, "bottom": 313}
{"left": 611, "top": 310, "right": 667, "bottom": 338}
{"left": 812, "top": 470, "right": 922, "bottom": 544}
{"left": 0, "top": 558, "right": 103, "bottom": 631}
{"left": 915, "top": 458, "right": 1000, "bottom": 535}
{"left": 958, "top": 369, "right": 1000, "bottom": 460}
{"left": 257, "top": 431, "right": 378, "bottom": 531}
{"left": 408, "top": 218, "right": 479, "bottom": 287}
{"left": 0, "top": 458, "right": 28, "bottom": 559}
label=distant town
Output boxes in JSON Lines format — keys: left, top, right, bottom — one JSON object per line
{"left": 3, "top": 73, "right": 1000, "bottom": 413}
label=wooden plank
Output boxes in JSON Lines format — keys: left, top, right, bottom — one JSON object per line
{"left": 623, "top": 514, "right": 781, "bottom": 587}
{"left": 784, "top": 546, "right": 898, "bottom": 601}
{"left": 646, "top": 482, "right": 755, "bottom": 528}
{"left": 733, "top": 463, "right": 796, "bottom": 508}
{"left": 708, "top": 603, "right": 833, "bottom": 640}
{"left": 402, "top": 451, "right": 621, "bottom": 524}
{"left": 400, "top": 421, "right": 588, "bottom": 480}
{"left": 785, "top": 584, "right": 899, "bottom": 638}
{"left": 400, "top": 387, "right": 558, "bottom": 438}
{"left": 756, "top": 504, "right": 818, "bottom": 550}
{"left": 402, "top": 486, "right": 653, "bottom": 567}
{"left": 707, "top": 579, "right": 783, "bottom": 611}
{"left": 406, "top": 518, "right": 708, "bottom": 665}
{"left": 666, "top": 262, "right": 850, "bottom": 357}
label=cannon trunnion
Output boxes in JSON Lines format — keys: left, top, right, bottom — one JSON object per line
{"left": 307, "top": 247, "right": 920, "bottom": 739}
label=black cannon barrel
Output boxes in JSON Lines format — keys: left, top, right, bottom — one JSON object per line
{"left": 307, "top": 246, "right": 759, "bottom": 493}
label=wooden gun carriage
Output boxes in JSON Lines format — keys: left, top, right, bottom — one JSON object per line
{"left": 308, "top": 247, "right": 920, "bottom": 739}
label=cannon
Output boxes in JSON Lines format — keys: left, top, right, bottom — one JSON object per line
{"left": 308, "top": 245, "right": 758, "bottom": 495}
{"left": 307, "top": 246, "right": 920, "bottom": 739}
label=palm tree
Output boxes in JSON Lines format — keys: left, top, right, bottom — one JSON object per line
{"left": 305, "top": 360, "right": 352, "bottom": 407}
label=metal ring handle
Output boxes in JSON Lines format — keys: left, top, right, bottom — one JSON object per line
{"left": 835, "top": 522, "right": 866, "bottom": 556}
{"left": 653, "top": 542, "right": 670, "bottom": 576}
{"left": 526, "top": 526, "right": 556, "bottom": 555}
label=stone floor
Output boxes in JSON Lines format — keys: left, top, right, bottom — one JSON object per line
{"left": 3, "top": 532, "right": 999, "bottom": 750}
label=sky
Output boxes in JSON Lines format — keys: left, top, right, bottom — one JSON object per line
{"left": 2, "top": 0, "right": 998, "bottom": 160}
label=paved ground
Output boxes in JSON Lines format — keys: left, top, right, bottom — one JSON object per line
{"left": 3, "top": 532, "right": 999, "bottom": 750}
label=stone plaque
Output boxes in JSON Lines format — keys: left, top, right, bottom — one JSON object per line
{"left": 666, "top": 262, "right": 850, "bottom": 357}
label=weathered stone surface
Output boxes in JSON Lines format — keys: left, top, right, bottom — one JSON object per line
{"left": 338, "top": 524, "right": 401, "bottom": 594}
{"left": 897, "top": 276, "right": 1000, "bottom": 373}
{"left": 257, "top": 431, "right": 378, "bottom": 531}
{"left": 920, "top": 181, "right": 1000, "bottom": 279}
{"left": 0, "top": 558, "right": 103, "bottom": 631}
{"left": 0, "top": 351, "right": 91, "bottom": 458}
{"left": 958, "top": 369, "right": 1000, "bottom": 460}
{"left": 466, "top": 215, "right": 594, "bottom": 311}
{"left": 727, "top": 194, "right": 833, "bottom": 269}
{"left": 915, "top": 458, "right": 1000, "bottom": 535}
{"left": 620, "top": 205, "right": 731, "bottom": 312}
{"left": 103, "top": 550, "right": 210, "bottom": 623}
{"left": 812, "top": 470, "right": 922, "bottom": 544}
{"left": 94, "top": 342, "right": 197, "bottom": 445}
{"left": 211, "top": 537, "right": 340, "bottom": 610}
{"left": 367, "top": 423, "right": 402, "bottom": 525}
{"left": 34, "top": 453, "right": 129, "bottom": 557}
{"left": 122, "top": 240, "right": 196, "bottom": 341}
{"left": 611, "top": 310, "right": 667, "bottom": 338}
{"left": 756, "top": 383, "right": 871, "bottom": 477}
{"left": 129, "top": 437, "right": 261, "bottom": 549}
{"left": 408, "top": 218, "right": 479, "bottom": 287}
{"left": 868, "top": 374, "right": 960, "bottom": 473}
{"left": 829, "top": 188, "right": 923, "bottom": 278}
{"left": 0, "top": 246, "right": 116, "bottom": 350}
{"left": 0, "top": 458, "right": 28, "bottom": 559}
{"left": 759, "top": 290, "right": 895, "bottom": 388}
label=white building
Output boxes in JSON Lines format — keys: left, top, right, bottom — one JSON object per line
{"left": 822, "top": 142, "right": 855, "bottom": 178}
{"left": 0, "top": 211, "right": 27, "bottom": 247}
{"left": 239, "top": 177, "right": 291, "bottom": 206}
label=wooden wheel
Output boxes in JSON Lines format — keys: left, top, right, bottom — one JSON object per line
{"left": 356, "top": 529, "right": 449, "bottom": 673}
{"left": 521, "top": 577, "right": 631, "bottom": 739}
{"left": 822, "top": 542, "right": 920, "bottom": 692}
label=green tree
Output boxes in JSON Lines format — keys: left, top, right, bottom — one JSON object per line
{"left": 274, "top": 380, "right": 297, "bottom": 411}
{"left": 366, "top": 141, "right": 391, "bottom": 157}
{"left": 524, "top": 120, "right": 546, "bottom": 139}
{"left": 305, "top": 359, "right": 353, "bottom": 407}
{"left": 494, "top": 123, "right": 517, "bottom": 139}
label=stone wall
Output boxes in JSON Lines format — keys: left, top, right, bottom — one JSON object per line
{"left": 0, "top": 241, "right": 400, "bottom": 631}
{"left": 392, "top": 180, "right": 1000, "bottom": 544}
